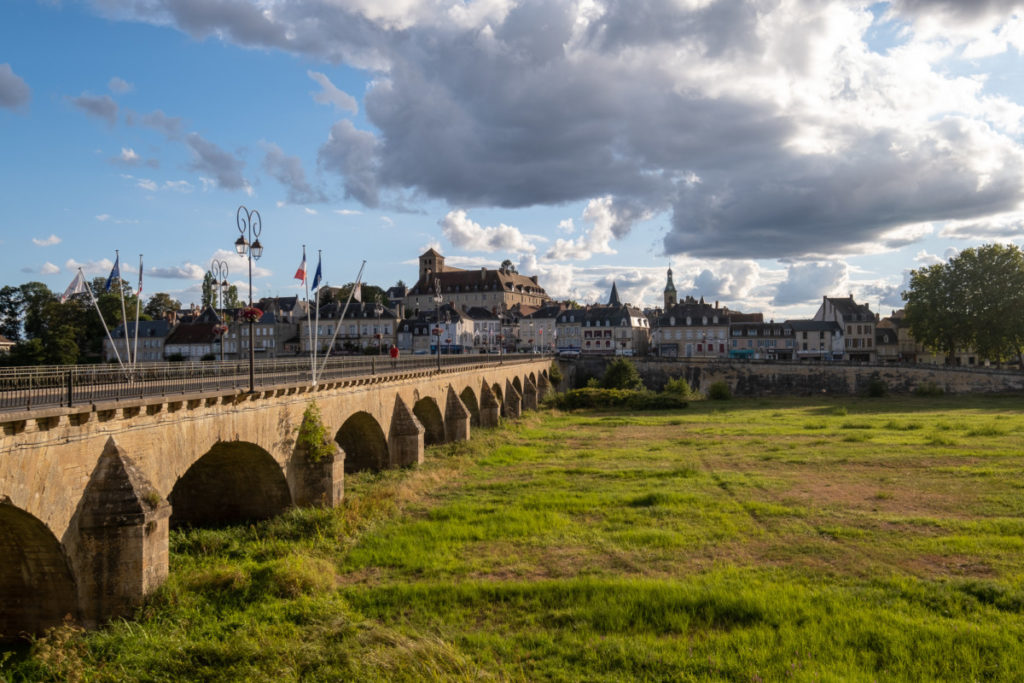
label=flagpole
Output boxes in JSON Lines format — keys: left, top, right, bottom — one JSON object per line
{"left": 84, "top": 269, "right": 127, "bottom": 373}
{"left": 317, "top": 260, "right": 365, "bottom": 382}
{"left": 132, "top": 254, "right": 142, "bottom": 372}
{"left": 112, "top": 250, "right": 132, "bottom": 368}
{"left": 312, "top": 250, "right": 322, "bottom": 385}
{"left": 301, "top": 245, "right": 313, "bottom": 386}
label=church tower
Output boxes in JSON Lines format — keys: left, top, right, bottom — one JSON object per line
{"left": 419, "top": 248, "right": 445, "bottom": 284}
{"left": 664, "top": 266, "right": 677, "bottom": 309}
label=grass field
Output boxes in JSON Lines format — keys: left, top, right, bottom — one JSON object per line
{"left": 4, "top": 395, "right": 1024, "bottom": 681}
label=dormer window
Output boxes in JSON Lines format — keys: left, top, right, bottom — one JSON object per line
{"left": 686, "top": 316, "right": 691, "bottom": 325}
{"left": 669, "top": 316, "right": 675, "bottom": 326}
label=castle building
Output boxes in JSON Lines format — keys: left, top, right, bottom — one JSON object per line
{"left": 404, "top": 249, "right": 550, "bottom": 315}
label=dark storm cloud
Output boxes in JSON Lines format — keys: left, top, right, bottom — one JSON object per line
{"left": 87, "top": 0, "right": 1024, "bottom": 260}
{"left": 0, "top": 63, "right": 31, "bottom": 109}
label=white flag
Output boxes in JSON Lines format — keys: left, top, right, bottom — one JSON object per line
{"left": 61, "top": 270, "right": 87, "bottom": 303}
{"left": 352, "top": 282, "right": 362, "bottom": 302}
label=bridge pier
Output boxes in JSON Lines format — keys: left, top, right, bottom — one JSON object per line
{"left": 504, "top": 380, "right": 523, "bottom": 419}
{"left": 388, "top": 396, "right": 425, "bottom": 467}
{"left": 537, "top": 374, "right": 552, "bottom": 402}
{"left": 478, "top": 381, "right": 501, "bottom": 427}
{"left": 74, "top": 438, "right": 170, "bottom": 628}
{"left": 444, "top": 385, "right": 471, "bottom": 442}
{"left": 522, "top": 376, "right": 539, "bottom": 411}
{"left": 290, "top": 440, "right": 345, "bottom": 507}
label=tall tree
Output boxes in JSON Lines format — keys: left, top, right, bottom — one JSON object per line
{"left": 201, "top": 271, "right": 216, "bottom": 308}
{"left": 144, "top": 293, "right": 181, "bottom": 319}
{"left": 903, "top": 243, "right": 1024, "bottom": 366}
{"left": 955, "top": 244, "right": 1024, "bottom": 366}
{"left": 902, "top": 263, "right": 967, "bottom": 364}
{"left": 0, "top": 285, "right": 23, "bottom": 341}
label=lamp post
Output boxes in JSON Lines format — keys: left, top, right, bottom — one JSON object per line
{"left": 432, "top": 277, "right": 443, "bottom": 371}
{"left": 211, "top": 259, "right": 229, "bottom": 361}
{"left": 234, "top": 205, "right": 263, "bottom": 393}
{"left": 375, "top": 302, "right": 384, "bottom": 355}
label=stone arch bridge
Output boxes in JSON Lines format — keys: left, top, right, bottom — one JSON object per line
{"left": 0, "top": 357, "right": 552, "bottom": 638}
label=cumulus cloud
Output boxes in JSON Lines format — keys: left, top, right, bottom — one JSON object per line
{"left": 772, "top": 261, "right": 849, "bottom": 307}
{"left": 308, "top": 70, "right": 358, "bottom": 113}
{"left": 32, "top": 234, "right": 61, "bottom": 247}
{"left": 185, "top": 133, "right": 249, "bottom": 192}
{"left": 65, "top": 257, "right": 114, "bottom": 275}
{"left": 110, "top": 146, "right": 159, "bottom": 168}
{"left": 687, "top": 261, "right": 761, "bottom": 301}
{"left": 440, "top": 209, "right": 537, "bottom": 254}
{"left": 108, "top": 76, "right": 133, "bottom": 93}
{"left": 545, "top": 197, "right": 638, "bottom": 261}
{"left": 263, "top": 142, "right": 326, "bottom": 204}
{"left": 82, "top": 0, "right": 1024, "bottom": 261}
{"left": 70, "top": 93, "right": 118, "bottom": 125}
{"left": 41, "top": 262, "right": 61, "bottom": 275}
{"left": 0, "top": 63, "right": 31, "bottom": 109}
{"left": 148, "top": 263, "right": 207, "bottom": 279}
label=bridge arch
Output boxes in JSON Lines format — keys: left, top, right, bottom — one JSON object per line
{"left": 169, "top": 442, "right": 291, "bottom": 528}
{"left": 337, "top": 412, "right": 390, "bottom": 473}
{"left": 413, "top": 397, "right": 446, "bottom": 445}
{"left": 512, "top": 376, "right": 524, "bottom": 395}
{"left": 0, "top": 504, "right": 77, "bottom": 638}
{"left": 460, "top": 386, "right": 480, "bottom": 427}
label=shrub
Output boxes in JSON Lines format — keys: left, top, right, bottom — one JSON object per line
{"left": 585, "top": 377, "right": 601, "bottom": 388}
{"left": 548, "top": 361, "right": 563, "bottom": 387}
{"left": 297, "top": 401, "right": 335, "bottom": 463}
{"left": 914, "top": 381, "right": 945, "bottom": 397}
{"left": 866, "top": 378, "right": 888, "bottom": 397}
{"left": 707, "top": 381, "right": 732, "bottom": 400}
{"left": 602, "top": 358, "right": 644, "bottom": 390}
{"left": 663, "top": 376, "right": 692, "bottom": 397}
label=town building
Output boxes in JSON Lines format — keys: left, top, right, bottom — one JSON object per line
{"left": 404, "top": 249, "right": 550, "bottom": 314}
{"left": 519, "top": 302, "right": 566, "bottom": 353}
{"left": 300, "top": 301, "right": 398, "bottom": 356}
{"left": 102, "top": 320, "right": 172, "bottom": 363}
{"left": 787, "top": 320, "right": 844, "bottom": 361}
{"left": 572, "top": 283, "right": 650, "bottom": 356}
{"left": 813, "top": 296, "right": 877, "bottom": 362}
{"left": 653, "top": 295, "right": 730, "bottom": 358}
{"left": 729, "top": 320, "right": 797, "bottom": 360}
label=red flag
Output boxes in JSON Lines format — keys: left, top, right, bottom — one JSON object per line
{"left": 294, "top": 251, "right": 307, "bottom": 282}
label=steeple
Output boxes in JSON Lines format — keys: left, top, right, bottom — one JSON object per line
{"left": 664, "top": 266, "right": 677, "bottom": 309}
{"left": 608, "top": 281, "right": 621, "bottom": 306}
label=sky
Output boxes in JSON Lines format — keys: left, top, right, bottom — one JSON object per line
{"left": 3, "top": 0, "right": 1024, "bottom": 319}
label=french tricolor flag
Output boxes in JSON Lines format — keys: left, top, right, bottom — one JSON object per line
{"left": 294, "top": 247, "right": 307, "bottom": 282}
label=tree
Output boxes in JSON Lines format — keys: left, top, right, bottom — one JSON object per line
{"left": 201, "top": 271, "right": 216, "bottom": 308}
{"left": 0, "top": 285, "right": 22, "bottom": 341}
{"left": 902, "top": 243, "right": 1024, "bottom": 366}
{"left": 322, "top": 283, "right": 388, "bottom": 306}
{"left": 602, "top": 358, "right": 644, "bottom": 390}
{"left": 144, "top": 293, "right": 182, "bottom": 320}
{"left": 222, "top": 285, "right": 241, "bottom": 309}
{"left": 903, "top": 264, "right": 966, "bottom": 365}
{"left": 500, "top": 259, "right": 518, "bottom": 274}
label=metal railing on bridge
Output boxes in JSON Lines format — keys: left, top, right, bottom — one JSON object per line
{"left": 0, "top": 353, "right": 550, "bottom": 413}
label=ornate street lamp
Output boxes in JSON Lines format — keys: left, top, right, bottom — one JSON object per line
{"left": 432, "top": 277, "right": 443, "bottom": 370}
{"left": 235, "top": 205, "right": 263, "bottom": 392}
{"left": 375, "top": 302, "right": 384, "bottom": 355}
{"left": 211, "top": 259, "right": 229, "bottom": 361}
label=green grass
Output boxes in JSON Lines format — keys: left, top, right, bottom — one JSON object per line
{"left": 4, "top": 395, "right": 1024, "bottom": 681}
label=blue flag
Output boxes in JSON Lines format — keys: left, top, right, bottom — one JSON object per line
{"left": 104, "top": 254, "right": 120, "bottom": 293}
{"left": 311, "top": 255, "right": 322, "bottom": 291}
